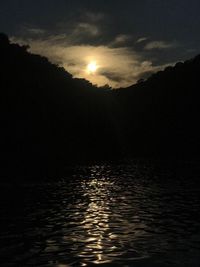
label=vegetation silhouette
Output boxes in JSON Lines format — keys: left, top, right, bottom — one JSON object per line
{"left": 1, "top": 33, "right": 200, "bottom": 178}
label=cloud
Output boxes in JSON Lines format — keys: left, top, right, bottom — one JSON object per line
{"left": 26, "top": 28, "right": 46, "bottom": 35}
{"left": 71, "top": 11, "right": 104, "bottom": 38}
{"left": 74, "top": 22, "right": 99, "bottom": 36}
{"left": 55, "top": 13, "right": 104, "bottom": 46}
{"left": 136, "top": 37, "right": 148, "bottom": 43}
{"left": 100, "top": 71, "right": 130, "bottom": 83}
{"left": 16, "top": 25, "right": 47, "bottom": 37}
{"left": 84, "top": 12, "right": 105, "bottom": 22}
{"left": 144, "top": 40, "right": 176, "bottom": 50}
{"left": 11, "top": 33, "right": 172, "bottom": 88}
{"left": 111, "top": 34, "right": 132, "bottom": 46}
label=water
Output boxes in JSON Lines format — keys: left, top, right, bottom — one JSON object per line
{"left": 0, "top": 161, "right": 200, "bottom": 266}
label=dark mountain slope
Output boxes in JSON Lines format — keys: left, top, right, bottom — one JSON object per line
{"left": 1, "top": 33, "right": 200, "bottom": 177}
{"left": 0, "top": 33, "right": 120, "bottom": 177}
{"left": 114, "top": 57, "right": 200, "bottom": 157}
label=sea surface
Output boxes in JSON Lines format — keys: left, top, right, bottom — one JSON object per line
{"left": 0, "top": 160, "right": 200, "bottom": 266}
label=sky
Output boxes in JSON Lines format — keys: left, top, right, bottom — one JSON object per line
{"left": 1, "top": 0, "right": 200, "bottom": 88}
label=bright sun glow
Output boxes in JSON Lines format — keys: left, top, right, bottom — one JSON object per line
{"left": 87, "top": 61, "right": 98, "bottom": 74}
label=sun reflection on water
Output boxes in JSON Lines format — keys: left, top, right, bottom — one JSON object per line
{"left": 79, "top": 168, "right": 113, "bottom": 265}
{"left": 60, "top": 165, "right": 149, "bottom": 266}
{"left": 2, "top": 164, "right": 199, "bottom": 267}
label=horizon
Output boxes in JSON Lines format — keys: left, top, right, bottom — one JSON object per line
{"left": 1, "top": 2, "right": 200, "bottom": 267}
{"left": 1, "top": 0, "right": 200, "bottom": 87}
{"left": 8, "top": 34, "right": 183, "bottom": 89}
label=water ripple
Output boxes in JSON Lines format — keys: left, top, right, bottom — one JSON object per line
{"left": 0, "top": 161, "right": 200, "bottom": 266}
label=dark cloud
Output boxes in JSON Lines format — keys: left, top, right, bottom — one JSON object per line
{"left": 1, "top": 0, "right": 200, "bottom": 43}
{"left": 135, "top": 70, "right": 155, "bottom": 82}
{"left": 136, "top": 37, "right": 148, "bottom": 43}
{"left": 100, "top": 70, "right": 127, "bottom": 83}
{"left": 2, "top": 0, "right": 200, "bottom": 87}
{"left": 144, "top": 40, "right": 177, "bottom": 50}
{"left": 109, "top": 34, "right": 134, "bottom": 48}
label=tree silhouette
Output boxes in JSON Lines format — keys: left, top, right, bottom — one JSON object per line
{"left": 1, "top": 33, "right": 200, "bottom": 179}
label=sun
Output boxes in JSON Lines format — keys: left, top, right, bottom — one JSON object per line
{"left": 87, "top": 61, "right": 98, "bottom": 74}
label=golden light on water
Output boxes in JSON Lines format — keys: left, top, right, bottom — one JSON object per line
{"left": 77, "top": 170, "right": 114, "bottom": 265}
{"left": 56, "top": 165, "right": 150, "bottom": 266}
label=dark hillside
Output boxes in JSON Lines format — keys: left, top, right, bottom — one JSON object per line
{"left": 115, "top": 56, "right": 200, "bottom": 157}
{"left": 0, "top": 33, "right": 119, "bottom": 177}
{"left": 1, "top": 33, "right": 200, "bottom": 178}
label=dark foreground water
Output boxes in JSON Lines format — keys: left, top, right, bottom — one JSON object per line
{"left": 0, "top": 161, "right": 200, "bottom": 267}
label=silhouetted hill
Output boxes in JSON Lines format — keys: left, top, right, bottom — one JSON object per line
{"left": 0, "top": 33, "right": 120, "bottom": 177}
{"left": 1, "top": 33, "right": 200, "bottom": 178}
{"left": 115, "top": 55, "right": 200, "bottom": 157}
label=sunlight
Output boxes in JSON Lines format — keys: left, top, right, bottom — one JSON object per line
{"left": 77, "top": 167, "right": 113, "bottom": 265}
{"left": 87, "top": 61, "right": 98, "bottom": 74}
